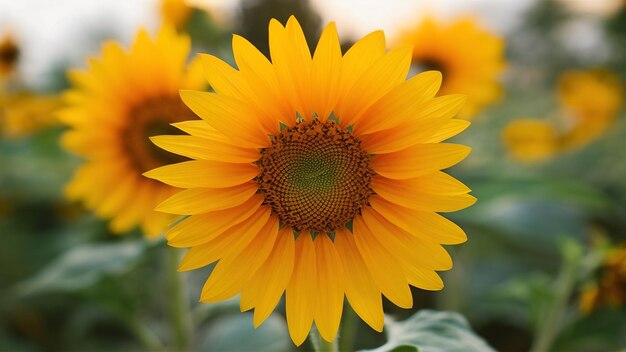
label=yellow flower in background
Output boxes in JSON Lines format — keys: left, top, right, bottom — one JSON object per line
{"left": 558, "top": 69, "right": 624, "bottom": 149}
{"left": 0, "top": 33, "right": 19, "bottom": 84}
{"left": 0, "top": 92, "right": 62, "bottom": 138}
{"left": 396, "top": 16, "right": 506, "bottom": 118}
{"left": 502, "top": 119, "right": 560, "bottom": 162}
{"left": 160, "top": 0, "right": 193, "bottom": 29}
{"left": 145, "top": 16, "right": 475, "bottom": 345}
{"left": 60, "top": 26, "right": 205, "bottom": 237}
{"left": 580, "top": 244, "right": 626, "bottom": 314}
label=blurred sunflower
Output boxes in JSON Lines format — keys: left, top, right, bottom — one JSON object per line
{"left": 0, "top": 33, "right": 19, "bottom": 84}
{"left": 558, "top": 68, "right": 624, "bottom": 149}
{"left": 580, "top": 244, "right": 626, "bottom": 313}
{"left": 145, "top": 17, "right": 475, "bottom": 345}
{"left": 0, "top": 92, "right": 62, "bottom": 138}
{"left": 396, "top": 16, "right": 506, "bottom": 117}
{"left": 60, "top": 26, "right": 205, "bottom": 236}
{"left": 502, "top": 118, "right": 560, "bottom": 162}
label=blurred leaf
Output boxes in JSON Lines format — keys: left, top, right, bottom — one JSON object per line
{"left": 13, "top": 240, "right": 148, "bottom": 296}
{"left": 196, "top": 313, "right": 290, "bottom": 352}
{"left": 363, "top": 310, "right": 496, "bottom": 352}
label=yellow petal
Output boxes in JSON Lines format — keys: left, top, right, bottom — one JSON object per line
{"left": 286, "top": 233, "right": 317, "bottom": 346}
{"left": 143, "top": 160, "right": 258, "bottom": 188}
{"left": 369, "top": 195, "right": 468, "bottom": 245}
{"left": 333, "top": 228, "right": 384, "bottom": 332}
{"left": 179, "top": 90, "right": 269, "bottom": 148}
{"left": 371, "top": 143, "right": 471, "bottom": 179}
{"left": 177, "top": 206, "right": 272, "bottom": 270}
{"left": 361, "top": 206, "right": 453, "bottom": 271}
{"left": 339, "top": 31, "right": 386, "bottom": 105}
{"left": 424, "top": 119, "right": 471, "bottom": 143}
{"left": 371, "top": 174, "right": 476, "bottom": 212}
{"left": 404, "top": 267, "right": 444, "bottom": 291}
{"left": 337, "top": 46, "right": 412, "bottom": 128}
{"left": 269, "top": 17, "right": 312, "bottom": 120}
{"left": 200, "top": 216, "right": 279, "bottom": 302}
{"left": 313, "top": 234, "right": 344, "bottom": 342}
{"left": 353, "top": 215, "right": 413, "bottom": 308}
{"left": 240, "top": 226, "right": 295, "bottom": 327}
{"left": 359, "top": 95, "right": 467, "bottom": 153}
{"left": 155, "top": 182, "right": 258, "bottom": 215}
{"left": 171, "top": 120, "right": 230, "bottom": 141}
{"left": 150, "top": 135, "right": 260, "bottom": 163}
{"left": 167, "top": 194, "right": 266, "bottom": 248}
{"left": 354, "top": 71, "right": 443, "bottom": 135}
{"left": 311, "top": 22, "right": 342, "bottom": 121}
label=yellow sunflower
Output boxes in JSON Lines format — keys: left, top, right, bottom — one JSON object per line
{"left": 145, "top": 17, "right": 475, "bottom": 345}
{"left": 580, "top": 244, "right": 626, "bottom": 314}
{"left": 558, "top": 68, "right": 624, "bottom": 149}
{"left": 502, "top": 118, "right": 560, "bottom": 162}
{"left": 396, "top": 16, "right": 505, "bottom": 118}
{"left": 0, "top": 92, "right": 62, "bottom": 138}
{"left": 60, "top": 26, "right": 205, "bottom": 236}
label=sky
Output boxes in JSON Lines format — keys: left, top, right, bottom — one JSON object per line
{"left": 0, "top": 0, "right": 554, "bottom": 87}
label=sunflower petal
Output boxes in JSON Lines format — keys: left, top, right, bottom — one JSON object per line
{"left": 371, "top": 143, "right": 471, "bottom": 179}
{"left": 155, "top": 182, "right": 258, "bottom": 215}
{"left": 150, "top": 135, "right": 260, "bottom": 163}
{"left": 369, "top": 195, "right": 468, "bottom": 245}
{"left": 313, "top": 234, "right": 344, "bottom": 342}
{"left": 334, "top": 228, "right": 384, "bottom": 332}
{"left": 143, "top": 160, "right": 258, "bottom": 188}
{"left": 353, "top": 216, "right": 413, "bottom": 308}
{"left": 286, "top": 233, "right": 317, "bottom": 346}
{"left": 311, "top": 22, "right": 342, "bottom": 121}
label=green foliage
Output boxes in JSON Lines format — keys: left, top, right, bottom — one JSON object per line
{"left": 364, "top": 310, "right": 496, "bottom": 352}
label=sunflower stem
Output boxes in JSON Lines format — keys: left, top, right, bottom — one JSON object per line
{"left": 127, "top": 317, "right": 164, "bottom": 351}
{"left": 310, "top": 325, "right": 338, "bottom": 352}
{"left": 339, "top": 305, "right": 358, "bottom": 352}
{"left": 167, "top": 248, "right": 192, "bottom": 351}
{"left": 529, "top": 240, "right": 582, "bottom": 352}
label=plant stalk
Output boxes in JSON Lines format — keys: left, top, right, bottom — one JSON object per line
{"left": 167, "top": 248, "right": 192, "bottom": 351}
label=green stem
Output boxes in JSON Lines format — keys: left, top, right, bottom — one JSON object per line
{"left": 339, "top": 305, "right": 358, "bottom": 352}
{"left": 127, "top": 317, "right": 164, "bottom": 351}
{"left": 529, "top": 244, "right": 581, "bottom": 352}
{"left": 310, "top": 325, "right": 338, "bottom": 352}
{"left": 167, "top": 248, "right": 192, "bottom": 351}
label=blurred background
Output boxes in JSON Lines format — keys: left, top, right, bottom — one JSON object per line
{"left": 1, "top": 0, "right": 626, "bottom": 351}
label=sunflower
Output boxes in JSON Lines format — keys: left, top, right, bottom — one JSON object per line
{"left": 396, "top": 16, "right": 505, "bottom": 118}
{"left": 0, "top": 92, "right": 62, "bottom": 138}
{"left": 60, "top": 26, "right": 205, "bottom": 236}
{"left": 145, "top": 17, "right": 475, "bottom": 345}
{"left": 502, "top": 118, "right": 560, "bottom": 162}
{"left": 558, "top": 68, "right": 623, "bottom": 149}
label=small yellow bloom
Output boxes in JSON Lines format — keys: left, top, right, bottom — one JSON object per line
{"left": 558, "top": 69, "right": 624, "bottom": 149}
{"left": 502, "top": 119, "right": 560, "bottom": 162}
{"left": 0, "top": 92, "right": 62, "bottom": 138}
{"left": 146, "top": 16, "right": 475, "bottom": 345}
{"left": 580, "top": 244, "right": 626, "bottom": 314}
{"left": 60, "top": 26, "right": 205, "bottom": 236}
{"left": 396, "top": 16, "right": 506, "bottom": 117}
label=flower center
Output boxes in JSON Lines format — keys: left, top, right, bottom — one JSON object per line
{"left": 257, "top": 119, "right": 375, "bottom": 233}
{"left": 411, "top": 58, "right": 447, "bottom": 79}
{"left": 0, "top": 41, "right": 19, "bottom": 70}
{"left": 123, "top": 96, "right": 196, "bottom": 173}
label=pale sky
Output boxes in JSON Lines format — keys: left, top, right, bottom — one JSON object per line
{"left": 0, "top": 0, "right": 549, "bottom": 88}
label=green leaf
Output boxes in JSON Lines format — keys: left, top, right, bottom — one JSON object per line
{"left": 13, "top": 240, "right": 148, "bottom": 296}
{"left": 363, "top": 310, "right": 495, "bottom": 352}
{"left": 196, "top": 313, "right": 290, "bottom": 352}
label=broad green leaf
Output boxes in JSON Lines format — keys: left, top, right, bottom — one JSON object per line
{"left": 196, "top": 313, "right": 290, "bottom": 352}
{"left": 13, "top": 240, "right": 148, "bottom": 296}
{"left": 363, "top": 310, "right": 495, "bottom": 352}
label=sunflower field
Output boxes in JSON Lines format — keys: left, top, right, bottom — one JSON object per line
{"left": 1, "top": 0, "right": 626, "bottom": 351}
